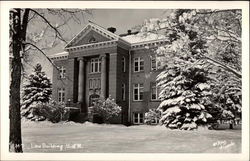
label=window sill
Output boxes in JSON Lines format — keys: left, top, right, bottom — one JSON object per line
{"left": 89, "top": 72, "right": 101, "bottom": 75}
{"left": 133, "top": 100, "right": 143, "bottom": 102}
{"left": 133, "top": 71, "right": 144, "bottom": 74}
{"left": 133, "top": 123, "right": 144, "bottom": 125}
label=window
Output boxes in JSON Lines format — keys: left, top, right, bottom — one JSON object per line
{"left": 133, "top": 83, "right": 143, "bottom": 101}
{"left": 122, "top": 83, "right": 125, "bottom": 101}
{"left": 89, "top": 78, "right": 101, "bottom": 89}
{"left": 151, "top": 57, "right": 157, "bottom": 71}
{"left": 133, "top": 113, "right": 144, "bottom": 124}
{"left": 89, "top": 79, "right": 93, "bottom": 89}
{"left": 134, "top": 57, "right": 144, "bottom": 72}
{"left": 90, "top": 58, "right": 101, "bottom": 73}
{"left": 59, "top": 66, "right": 66, "bottom": 78}
{"left": 122, "top": 57, "right": 126, "bottom": 72}
{"left": 151, "top": 82, "right": 159, "bottom": 100}
{"left": 58, "top": 88, "right": 65, "bottom": 103}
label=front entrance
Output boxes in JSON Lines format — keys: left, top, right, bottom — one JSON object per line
{"left": 89, "top": 92, "right": 100, "bottom": 106}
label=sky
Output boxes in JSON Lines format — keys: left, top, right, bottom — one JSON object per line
{"left": 25, "top": 9, "right": 171, "bottom": 79}
{"left": 42, "top": 9, "right": 171, "bottom": 55}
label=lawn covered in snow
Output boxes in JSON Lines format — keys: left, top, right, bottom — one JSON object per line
{"left": 21, "top": 120, "right": 241, "bottom": 153}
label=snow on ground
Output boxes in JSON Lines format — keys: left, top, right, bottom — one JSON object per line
{"left": 21, "top": 120, "right": 241, "bottom": 153}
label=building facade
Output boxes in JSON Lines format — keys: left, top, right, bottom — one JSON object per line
{"left": 50, "top": 22, "right": 168, "bottom": 124}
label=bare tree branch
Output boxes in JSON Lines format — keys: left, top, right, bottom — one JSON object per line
{"left": 202, "top": 55, "right": 241, "bottom": 78}
{"left": 23, "top": 42, "right": 73, "bottom": 82}
{"left": 29, "top": 9, "right": 67, "bottom": 43}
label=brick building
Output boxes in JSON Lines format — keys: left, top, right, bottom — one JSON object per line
{"left": 50, "top": 22, "right": 168, "bottom": 124}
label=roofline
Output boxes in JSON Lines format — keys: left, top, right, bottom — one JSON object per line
{"left": 64, "top": 21, "right": 128, "bottom": 49}
{"left": 131, "top": 38, "right": 168, "bottom": 46}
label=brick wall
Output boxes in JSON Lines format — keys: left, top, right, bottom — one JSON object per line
{"left": 130, "top": 48, "right": 161, "bottom": 123}
{"left": 52, "top": 59, "right": 69, "bottom": 103}
{"left": 52, "top": 45, "right": 162, "bottom": 125}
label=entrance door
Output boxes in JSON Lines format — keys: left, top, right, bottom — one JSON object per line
{"left": 89, "top": 93, "right": 100, "bottom": 106}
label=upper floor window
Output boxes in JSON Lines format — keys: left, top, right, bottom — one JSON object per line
{"left": 133, "top": 83, "right": 143, "bottom": 101}
{"left": 122, "top": 56, "right": 126, "bottom": 72}
{"left": 122, "top": 83, "right": 126, "bottom": 101}
{"left": 151, "top": 57, "right": 157, "bottom": 71}
{"left": 151, "top": 82, "right": 159, "bottom": 100}
{"left": 59, "top": 66, "right": 66, "bottom": 78}
{"left": 134, "top": 57, "right": 144, "bottom": 72}
{"left": 133, "top": 113, "right": 144, "bottom": 124}
{"left": 90, "top": 58, "right": 101, "bottom": 73}
{"left": 58, "top": 88, "right": 65, "bottom": 103}
{"left": 151, "top": 56, "right": 161, "bottom": 71}
{"left": 89, "top": 78, "right": 101, "bottom": 89}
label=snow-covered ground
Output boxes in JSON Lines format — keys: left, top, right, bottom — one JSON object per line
{"left": 22, "top": 120, "right": 241, "bottom": 153}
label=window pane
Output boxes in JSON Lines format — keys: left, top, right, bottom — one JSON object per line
{"left": 95, "top": 79, "right": 98, "bottom": 88}
{"left": 139, "top": 85, "right": 143, "bottom": 100}
{"left": 140, "top": 118, "right": 143, "bottom": 123}
{"left": 98, "top": 79, "right": 101, "bottom": 88}
{"left": 89, "top": 79, "right": 92, "bottom": 89}
{"left": 91, "top": 63, "right": 94, "bottom": 73}
{"left": 134, "top": 88, "right": 138, "bottom": 100}
{"left": 151, "top": 83, "right": 156, "bottom": 100}
{"left": 151, "top": 58, "right": 156, "bottom": 70}
{"left": 58, "top": 91, "right": 61, "bottom": 102}
{"left": 140, "top": 60, "right": 144, "bottom": 71}
{"left": 95, "top": 62, "right": 98, "bottom": 72}
{"left": 134, "top": 62, "right": 138, "bottom": 72}
{"left": 134, "top": 113, "right": 138, "bottom": 123}
{"left": 139, "top": 92, "right": 143, "bottom": 100}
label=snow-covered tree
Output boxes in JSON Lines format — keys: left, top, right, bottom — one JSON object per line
{"left": 157, "top": 65, "right": 217, "bottom": 130}
{"left": 140, "top": 9, "right": 241, "bottom": 130}
{"left": 21, "top": 63, "right": 52, "bottom": 118}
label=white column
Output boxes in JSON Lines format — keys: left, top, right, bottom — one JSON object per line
{"left": 100, "top": 54, "right": 107, "bottom": 98}
{"left": 78, "top": 57, "right": 85, "bottom": 103}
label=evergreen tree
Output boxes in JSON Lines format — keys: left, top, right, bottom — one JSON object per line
{"left": 140, "top": 9, "right": 241, "bottom": 130}
{"left": 157, "top": 65, "right": 216, "bottom": 130}
{"left": 21, "top": 63, "right": 52, "bottom": 118}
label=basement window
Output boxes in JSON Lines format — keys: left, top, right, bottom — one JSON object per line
{"left": 133, "top": 113, "right": 144, "bottom": 124}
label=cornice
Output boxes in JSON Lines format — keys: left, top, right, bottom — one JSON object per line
{"left": 65, "top": 40, "right": 118, "bottom": 53}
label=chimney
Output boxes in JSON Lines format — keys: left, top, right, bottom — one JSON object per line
{"left": 127, "top": 30, "right": 132, "bottom": 35}
{"left": 107, "top": 27, "right": 116, "bottom": 33}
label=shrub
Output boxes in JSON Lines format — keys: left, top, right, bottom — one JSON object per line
{"left": 25, "top": 100, "right": 70, "bottom": 123}
{"left": 144, "top": 109, "right": 161, "bottom": 125}
{"left": 90, "top": 95, "right": 122, "bottom": 123}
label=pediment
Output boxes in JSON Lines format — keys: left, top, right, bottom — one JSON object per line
{"left": 65, "top": 22, "right": 119, "bottom": 49}
{"left": 72, "top": 30, "right": 111, "bottom": 47}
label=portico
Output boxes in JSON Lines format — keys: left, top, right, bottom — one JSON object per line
{"left": 76, "top": 53, "right": 108, "bottom": 113}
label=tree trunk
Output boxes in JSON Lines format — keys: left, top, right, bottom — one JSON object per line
{"left": 9, "top": 8, "right": 30, "bottom": 152}
{"left": 9, "top": 9, "right": 23, "bottom": 152}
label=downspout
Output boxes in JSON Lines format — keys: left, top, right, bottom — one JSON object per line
{"left": 128, "top": 49, "right": 131, "bottom": 124}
